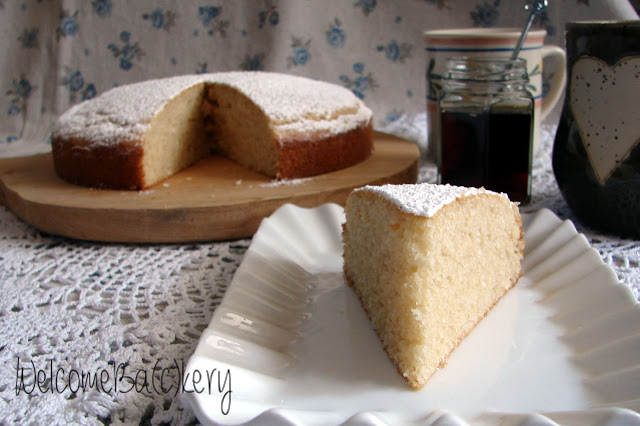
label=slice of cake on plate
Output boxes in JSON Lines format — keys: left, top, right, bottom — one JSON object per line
{"left": 342, "top": 183, "right": 524, "bottom": 390}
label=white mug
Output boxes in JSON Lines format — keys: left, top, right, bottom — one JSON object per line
{"left": 424, "top": 28, "right": 566, "bottom": 159}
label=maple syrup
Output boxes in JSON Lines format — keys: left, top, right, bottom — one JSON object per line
{"left": 438, "top": 57, "right": 534, "bottom": 203}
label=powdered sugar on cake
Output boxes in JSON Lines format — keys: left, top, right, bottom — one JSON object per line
{"left": 52, "top": 75, "right": 208, "bottom": 145}
{"left": 51, "top": 72, "right": 372, "bottom": 147}
{"left": 358, "top": 183, "right": 508, "bottom": 217}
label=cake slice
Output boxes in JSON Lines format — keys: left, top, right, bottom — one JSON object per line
{"left": 342, "top": 183, "right": 524, "bottom": 390}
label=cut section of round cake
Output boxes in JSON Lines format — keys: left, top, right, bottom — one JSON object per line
{"left": 51, "top": 72, "right": 373, "bottom": 189}
{"left": 342, "top": 183, "right": 524, "bottom": 390}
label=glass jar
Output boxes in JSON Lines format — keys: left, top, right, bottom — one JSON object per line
{"left": 437, "top": 57, "right": 534, "bottom": 204}
{"left": 553, "top": 21, "right": 640, "bottom": 238}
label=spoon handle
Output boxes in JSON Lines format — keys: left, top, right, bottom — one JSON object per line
{"left": 511, "top": 0, "right": 548, "bottom": 60}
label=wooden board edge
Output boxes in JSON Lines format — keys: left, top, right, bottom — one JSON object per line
{"left": 4, "top": 157, "right": 416, "bottom": 243}
{"left": 0, "top": 134, "right": 420, "bottom": 242}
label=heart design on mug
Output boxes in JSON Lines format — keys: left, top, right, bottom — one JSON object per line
{"left": 570, "top": 56, "right": 640, "bottom": 184}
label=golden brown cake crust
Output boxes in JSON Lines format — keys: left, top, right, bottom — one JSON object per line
{"left": 277, "top": 121, "right": 373, "bottom": 179}
{"left": 52, "top": 120, "right": 374, "bottom": 189}
{"left": 52, "top": 136, "right": 145, "bottom": 190}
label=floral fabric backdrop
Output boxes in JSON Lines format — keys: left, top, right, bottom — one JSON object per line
{"left": 1, "top": 0, "right": 638, "bottom": 157}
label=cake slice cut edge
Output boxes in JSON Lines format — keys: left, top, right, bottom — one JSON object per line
{"left": 342, "top": 183, "right": 524, "bottom": 390}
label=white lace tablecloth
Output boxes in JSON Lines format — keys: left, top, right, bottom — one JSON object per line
{"left": 2, "top": 1, "right": 639, "bottom": 423}
{"left": 1, "top": 120, "right": 639, "bottom": 425}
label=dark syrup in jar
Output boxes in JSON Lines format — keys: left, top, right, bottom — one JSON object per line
{"left": 440, "top": 108, "right": 533, "bottom": 203}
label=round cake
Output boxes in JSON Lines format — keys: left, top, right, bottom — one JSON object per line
{"left": 51, "top": 71, "right": 374, "bottom": 189}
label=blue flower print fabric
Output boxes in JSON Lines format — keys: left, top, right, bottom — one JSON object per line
{"left": 0, "top": 0, "right": 637, "bottom": 155}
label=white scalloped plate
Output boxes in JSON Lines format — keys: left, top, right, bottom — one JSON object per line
{"left": 182, "top": 204, "right": 640, "bottom": 425}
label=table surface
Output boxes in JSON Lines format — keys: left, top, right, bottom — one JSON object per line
{"left": 0, "top": 125, "right": 638, "bottom": 425}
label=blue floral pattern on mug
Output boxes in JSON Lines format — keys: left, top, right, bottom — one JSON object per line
{"left": 287, "top": 37, "right": 311, "bottom": 68}
{"left": 527, "top": 63, "right": 542, "bottom": 94}
{"left": 108, "top": 31, "right": 145, "bottom": 71}
{"left": 326, "top": 18, "right": 345, "bottom": 48}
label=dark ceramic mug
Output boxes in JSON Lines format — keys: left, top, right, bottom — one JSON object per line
{"left": 553, "top": 21, "right": 640, "bottom": 238}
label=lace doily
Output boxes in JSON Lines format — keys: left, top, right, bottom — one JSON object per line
{"left": 0, "top": 122, "right": 638, "bottom": 425}
{"left": 0, "top": 213, "right": 250, "bottom": 424}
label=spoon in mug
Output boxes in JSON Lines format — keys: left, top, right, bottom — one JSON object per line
{"left": 511, "top": 0, "right": 548, "bottom": 60}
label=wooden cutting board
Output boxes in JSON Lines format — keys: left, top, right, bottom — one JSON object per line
{"left": 0, "top": 132, "right": 419, "bottom": 243}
